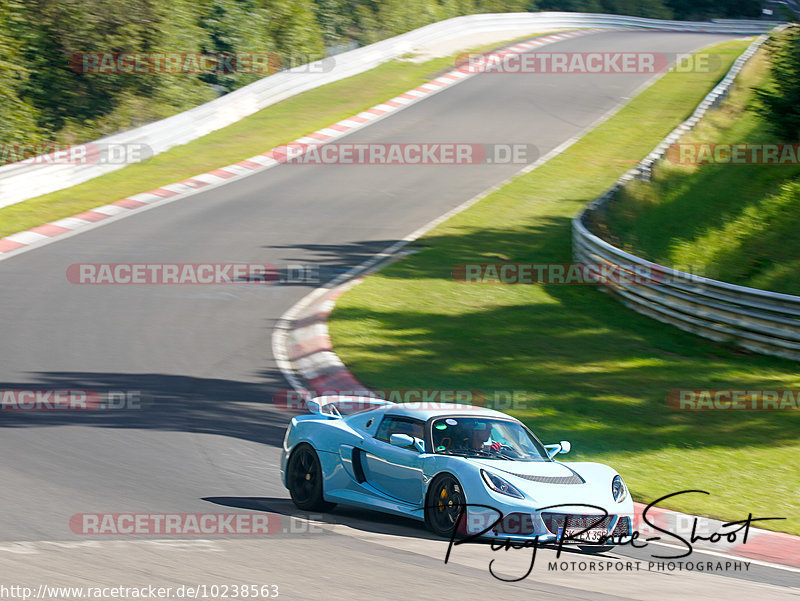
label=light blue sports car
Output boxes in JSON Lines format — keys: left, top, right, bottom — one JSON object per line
{"left": 281, "top": 396, "right": 634, "bottom": 550}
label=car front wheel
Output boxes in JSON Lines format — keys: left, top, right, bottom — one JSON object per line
{"left": 425, "top": 473, "right": 467, "bottom": 538}
{"left": 286, "top": 444, "right": 336, "bottom": 512}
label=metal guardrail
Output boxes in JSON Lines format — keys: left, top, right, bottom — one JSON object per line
{"left": 573, "top": 30, "right": 800, "bottom": 361}
{"left": 0, "top": 12, "right": 776, "bottom": 209}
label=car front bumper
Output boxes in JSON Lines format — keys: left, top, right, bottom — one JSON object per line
{"left": 460, "top": 498, "right": 634, "bottom": 546}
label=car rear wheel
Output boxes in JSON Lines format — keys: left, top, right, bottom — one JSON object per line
{"left": 287, "top": 444, "right": 336, "bottom": 512}
{"left": 425, "top": 473, "right": 467, "bottom": 538}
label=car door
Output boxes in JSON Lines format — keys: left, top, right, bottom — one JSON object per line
{"left": 360, "top": 416, "right": 425, "bottom": 505}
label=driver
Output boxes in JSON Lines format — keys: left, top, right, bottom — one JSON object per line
{"left": 467, "top": 421, "right": 504, "bottom": 453}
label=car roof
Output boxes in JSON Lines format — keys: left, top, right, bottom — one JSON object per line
{"left": 314, "top": 395, "right": 512, "bottom": 421}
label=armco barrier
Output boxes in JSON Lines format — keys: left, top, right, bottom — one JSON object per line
{"left": 573, "top": 29, "right": 800, "bottom": 361}
{"left": 0, "top": 12, "right": 776, "bottom": 209}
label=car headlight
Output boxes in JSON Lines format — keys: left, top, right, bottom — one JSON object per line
{"left": 612, "top": 475, "right": 627, "bottom": 503}
{"left": 481, "top": 470, "right": 525, "bottom": 499}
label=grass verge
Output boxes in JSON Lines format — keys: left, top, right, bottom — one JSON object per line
{"left": 600, "top": 43, "right": 800, "bottom": 294}
{"left": 0, "top": 33, "right": 562, "bottom": 239}
{"left": 328, "top": 39, "right": 800, "bottom": 534}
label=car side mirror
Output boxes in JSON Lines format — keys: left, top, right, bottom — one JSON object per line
{"left": 390, "top": 433, "right": 424, "bottom": 452}
{"left": 307, "top": 398, "right": 341, "bottom": 418}
{"left": 545, "top": 440, "right": 571, "bottom": 459}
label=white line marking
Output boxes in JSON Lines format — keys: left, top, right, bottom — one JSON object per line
{"left": 89, "top": 205, "right": 128, "bottom": 216}
{"left": 217, "top": 164, "right": 253, "bottom": 176}
{"left": 247, "top": 155, "right": 278, "bottom": 166}
{"left": 5, "top": 231, "right": 48, "bottom": 245}
{"left": 159, "top": 182, "right": 198, "bottom": 194}
{"left": 127, "top": 192, "right": 163, "bottom": 203}
{"left": 191, "top": 173, "right": 227, "bottom": 185}
{"left": 50, "top": 217, "right": 94, "bottom": 229}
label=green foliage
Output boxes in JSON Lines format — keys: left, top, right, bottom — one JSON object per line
{"left": 604, "top": 45, "right": 800, "bottom": 295}
{"left": 531, "top": 0, "right": 761, "bottom": 19}
{"left": 311, "top": 0, "right": 353, "bottom": 46}
{"left": 263, "top": 0, "right": 325, "bottom": 65}
{"left": 0, "top": 0, "right": 770, "bottom": 150}
{"left": 664, "top": 0, "right": 763, "bottom": 20}
{"left": 19, "top": 0, "right": 168, "bottom": 136}
{"left": 755, "top": 27, "right": 800, "bottom": 141}
{"left": 196, "top": 0, "right": 274, "bottom": 91}
{"left": 474, "top": 0, "right": 528, "bottom": 13}
{"left": 0, "top": 0, "right": 44, "bottom": 146}
{"left": 373, "top": 0, "right": 447, "bottom": 37}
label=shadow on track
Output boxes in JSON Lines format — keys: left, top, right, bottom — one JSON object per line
{"left": 204, "top": 495, "right": 442, "bottom": 541}
{"left": 0, "top": 370, "right": 294, "bottom": 447}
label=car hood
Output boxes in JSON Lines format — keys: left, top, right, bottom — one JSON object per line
{"left": 472, "top": 459, "right": 630, "bottom": 512}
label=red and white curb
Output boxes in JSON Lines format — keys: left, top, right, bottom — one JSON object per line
{"left": 284, "top": 285, "right": 369, "bottom": 395}
{"left": 0, "top": 30, "right": 594, "bottom": 261}
{"left": 631, "top": 502, "right": 800, "bottom": 569}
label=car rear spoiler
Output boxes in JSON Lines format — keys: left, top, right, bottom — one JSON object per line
{"left": 307, "top": 395, "right": 395, "bottom": 418}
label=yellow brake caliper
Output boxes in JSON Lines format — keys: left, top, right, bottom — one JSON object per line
{"left": 438, "top": 487, "right": 448, "bottom": 512}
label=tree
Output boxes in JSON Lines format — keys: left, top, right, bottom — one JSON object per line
{"left": 262, "top": 0, "right": 325, "bottom": 66}
{"left": 19, "top": 0, "right": 183, "bottom": 137}
{"left": 0, "top": 0, "right": 43, "bottom": 146}
{"left": 755, "top": 28, "right": 800, "bottom": 142}
{"left": 196, "top": 0, "right": 274, "bottom": 91}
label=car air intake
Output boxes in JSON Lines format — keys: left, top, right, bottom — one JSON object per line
{"left": 492, "top": 513, "right": 536, "bottom": 536}
{"left": 506, "top": 472, "right": 585, "bottom": 485}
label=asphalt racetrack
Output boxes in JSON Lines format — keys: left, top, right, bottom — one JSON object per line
{"left": 0, "top": 30, "right": 796, "bottom": 599}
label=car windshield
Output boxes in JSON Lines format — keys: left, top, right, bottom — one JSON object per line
{"left": 431, "top": 417, "right": 549, "bottom": 462}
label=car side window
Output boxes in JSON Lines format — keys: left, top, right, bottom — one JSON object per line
{"left": 375, "top": 416, "right": 424, "bottom": 449}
